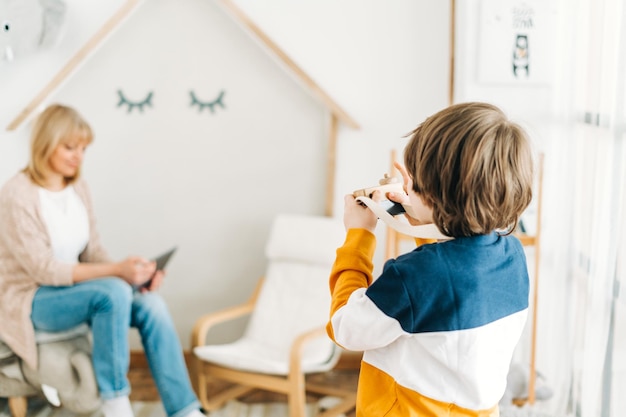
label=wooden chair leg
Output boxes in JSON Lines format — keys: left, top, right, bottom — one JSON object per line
{"left": 8, "top": 396, "right": 28, "bottom": 417}
{"left": 288, "top": 373, "right": 307, "bottom": 417}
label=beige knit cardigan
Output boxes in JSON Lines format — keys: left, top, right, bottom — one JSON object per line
{"left": 0, "top": 171, "right": 111, "bottom": 370}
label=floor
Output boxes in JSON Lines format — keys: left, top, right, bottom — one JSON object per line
{"left": 128, "top": 351, "right": 360, "bottom": 417}
{"left": 129, "top": 353, "right": 563, "bottom": 417}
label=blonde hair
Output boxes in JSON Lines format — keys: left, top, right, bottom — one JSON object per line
{"left": 404, "top": 102, "right": 533, "bottom": 237}
{"left": 25, "top": 104, "right": 93, "bottom": 187}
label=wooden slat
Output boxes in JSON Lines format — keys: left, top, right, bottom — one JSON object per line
{"left": 6, "top": 0, "right": 143, "bottom": 131}
{"left": 527, "top": 153, "right": 544, "bottom": 405}
{"left": 325, "top": 114, "right": 339, "bottom": 216}
{"left": 511, "top": 153, "right": 544, "bottom": 407}
{"left": 8, "top": 397, "right": 27, "bottom": 417}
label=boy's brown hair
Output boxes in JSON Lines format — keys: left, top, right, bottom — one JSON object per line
{"left": 404, "top": 102, "right": 533, "bottom": 237}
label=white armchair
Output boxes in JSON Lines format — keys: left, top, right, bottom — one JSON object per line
{"left": 192, "top": 213, "right": 355, "bottom": 417}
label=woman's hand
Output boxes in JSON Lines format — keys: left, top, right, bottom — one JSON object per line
{"left": 117, "top": 256, "right": 157, "bottom": 287}
{"left": 343, "top": 190, "right": 382, "bottom": 233}
{"left": 139, "top": 270, "right": 165, "bottom": 293}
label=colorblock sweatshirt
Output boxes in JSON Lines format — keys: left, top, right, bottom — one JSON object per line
{"left": 326, "top": 229, "right": 529, "bottom": 417}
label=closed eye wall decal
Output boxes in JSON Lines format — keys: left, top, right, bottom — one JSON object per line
{"left": 117, "top": 90, "right": 153, "bottom": 113}
{"left": 114, "top": 89, "right": 227, "bottom": 114}
{"left": 189, "top": 90, "right": 226, "bottom": 114}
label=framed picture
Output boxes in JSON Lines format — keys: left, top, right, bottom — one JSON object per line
{"left": 478, "top": 0, "right": 556, "bottom": 85}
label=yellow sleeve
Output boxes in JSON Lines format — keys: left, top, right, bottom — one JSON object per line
{"left": 414, "top": 237, "right": 437, "bottom": 247}
{"left": 326, "top": 228, "right": 376, "bottom": 342}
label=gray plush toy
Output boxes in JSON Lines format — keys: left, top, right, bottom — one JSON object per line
{"left": 500, "top": 362, "right": 554, "bottom": 405}
{"left": 0, "top": 333, "right": 101, "bottom": 415}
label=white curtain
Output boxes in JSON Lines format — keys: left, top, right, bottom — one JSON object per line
{"left": 535, "top": 0, "right": 626, "bottom": 415}
{"left": 612, "top": 143, "right": 626, "bottom": 415}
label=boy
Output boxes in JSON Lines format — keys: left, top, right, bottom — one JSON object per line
{"left": 326, "top": 102, "right": 534, "bottom": 416}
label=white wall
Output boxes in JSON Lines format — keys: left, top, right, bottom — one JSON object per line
{"left": 229, "top": 0, "right": 452, "bottom": 216}
{"left": 0, "top": 0, "right": 451, "bottom": 349}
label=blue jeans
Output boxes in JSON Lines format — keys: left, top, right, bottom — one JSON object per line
{"left": 31, "top": 278, "right": 200, "bottom": 417}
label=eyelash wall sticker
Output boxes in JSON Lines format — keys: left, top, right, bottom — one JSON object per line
{"left": 189, "top": 90, "right": 226, "bottom": 114}
{"left": 117, "top": 90, "right": 154, "bottom": 113}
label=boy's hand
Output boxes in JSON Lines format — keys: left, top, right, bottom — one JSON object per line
{"left": 343, "top": 190, "right": 382, "bottom": 233}
{"left": 389, "top": 162, "right": 430, "bottom": 226}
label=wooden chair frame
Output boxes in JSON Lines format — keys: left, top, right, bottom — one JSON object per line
{"left": 191, "top": 278, "right": 356, "bottom": 417}
{"left": 8, "top": 396, "right": 29, "bottom": 417}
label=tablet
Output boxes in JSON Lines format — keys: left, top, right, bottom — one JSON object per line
{"left": 136, "top": 247, "right": 177, "bottom": 289}
{"left": 153, "top": 246, "right": 177, "bottom": 271}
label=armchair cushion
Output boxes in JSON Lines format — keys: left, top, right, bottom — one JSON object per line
{"left": 194, "top": 335, "right": 336, "bottom": 375}
{"left": 194, "top": 213, "right": 346, "bottom": 375}
{"left": 265, "top": 213, "right": 345, "bottom": 266}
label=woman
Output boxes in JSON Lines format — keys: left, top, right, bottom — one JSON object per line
{"left": 0, "top": 104, "right": 205, "bottom": 417}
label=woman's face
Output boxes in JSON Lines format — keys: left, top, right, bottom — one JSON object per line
{"left": 48, "top": 136, "right": 87, "bottom": 179}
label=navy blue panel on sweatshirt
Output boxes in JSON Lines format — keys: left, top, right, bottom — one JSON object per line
{"left": 365, "top": 232, "right": 529, "bottom": 334}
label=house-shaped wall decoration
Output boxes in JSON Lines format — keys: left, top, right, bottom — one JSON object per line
{"left": 6, "top": 0, "right": 360, "bottom": 216}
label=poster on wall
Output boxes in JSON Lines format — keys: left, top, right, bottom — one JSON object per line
{"left": 478, "top": 0, "right": 555, "bottom": 85}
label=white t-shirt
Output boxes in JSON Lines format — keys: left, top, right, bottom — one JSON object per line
{"left": 38, "top": 186, "right": 90, "bottom": 263}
